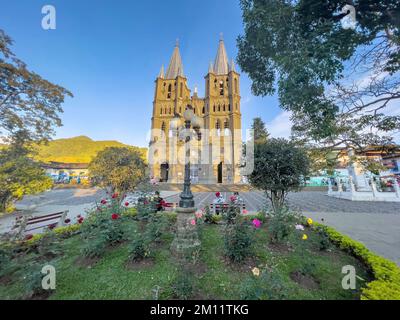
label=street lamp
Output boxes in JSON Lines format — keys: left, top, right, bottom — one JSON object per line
{"left": 171, "top": 105, "right": 201, "bottom": 208}
{"left": 170, "top": 105, "right": 202, "bottom": 256}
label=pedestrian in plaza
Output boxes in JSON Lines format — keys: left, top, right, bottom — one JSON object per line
{"left": 213, "top": 191, "right": 225, "bottom": 215}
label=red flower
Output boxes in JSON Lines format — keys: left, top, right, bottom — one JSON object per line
{"left": 78, "top": 217, "right": 84, "bottom": 224}
{"left": 64, "top": 218, "right": 71, "bottom": 224}
{"left": 48, "top": 223, "right": 57, "bottom": 230}
{"left": 124, "top": 202, "right": 129, "bottom": 207}
{"left": 216, "top": 192, "right": 221, "bottom": 197}
{"left": 100, "top": 199, "right": 107, "bottom": 205}
{"left": 111, "top": 213, "right": 119, "bottom": 220}
{"left": 112, "top": 193, "right": 119, "bottom": 199}
{"left": 230, "top": 195, "right": 236, "bottom": 202}
{"left": 25, "top": 234, "right": 33, "bottom": 240}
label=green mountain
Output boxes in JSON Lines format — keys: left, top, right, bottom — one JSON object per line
{"left": 33, "top": 136, "right": 147, "bottom": 164}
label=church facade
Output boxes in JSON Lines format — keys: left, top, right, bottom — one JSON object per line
{"left": 149, "top": 37, "right": 242, "bottom": 184}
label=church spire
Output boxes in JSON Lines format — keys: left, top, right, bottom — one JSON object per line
{"left": 213, "top": 33, "right": 229, "bottom": 75}
{"left": 208, "top": 61, "right": 214, "bottom": 74}
{"left": 165, "top": 39, "right": 184, "bottom": 79}
{"left": 158, "top": 64, "right": 164, "bottom": 78}
{"left": 229, "top": 59, "right": 236, "bottom": 72}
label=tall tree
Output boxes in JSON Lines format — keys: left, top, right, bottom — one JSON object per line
{"left": 0, "top": 29, "right": 72, "bottom": 142}
{"left": 237, "top": 0, "right": 400, "bottom": 151}
{"left": 0, "top": 29, "right": 72, "bottom": 212}
{"left": 251, "top": 117, "right": 270, "bottom": 144}
{"left": 89, "top": 147, "right": 148, "bottom": 194}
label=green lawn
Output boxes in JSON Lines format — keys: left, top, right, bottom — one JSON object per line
{"left": 0, "top": 220, "right": 372, "bottom": 300}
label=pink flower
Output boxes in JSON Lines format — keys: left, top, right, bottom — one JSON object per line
{"left": 230, "top": 195, "right": 237, "bottom": 202}
{"left": 195, "top": 211, "right": 203, "bottom": 219}
{"left": 243, "top": 209, "right": 248, "bottom": 214}
{"left": 252, "top": 219, "right": 261, "bottom": 228}
{"left": 112, "top": 193, "right": 119, "bottom": 199}
{"left": 190, "top": 219, "right": 196, "bottom": 226}
{"left": 124, "top": 202, "right": 129, "bottom": 207}
{"left": 100, "top": 199, "right": 107, "bottom": 205}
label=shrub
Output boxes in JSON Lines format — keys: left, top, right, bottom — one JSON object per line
{"left": 203, "top": 205, "right": 213, "bottom": 223}
{"left": 247, "top": 138, "right": 310, "bottom": 212}
{"left": 268, "top": 208, "right": 301, "bottom": 243}
{"left": 224, "top": 223, "right": 254, "bottom": 262}
{"left": 20, "top": 262, "right": 52, "bottom": 299}
{"left": 239, "top": 270, "right": 290, "bottom": 300}
{"left": 79, "top": 207, "right": 129, "bottom": 258}
{"left": 211, "top": 214, "right": 223, "bottom": 224}
{"left": 315, "top": 225, "right": 331, "bottom": 251}
{"left": 128, "top": 236, "right": 150, "bottom": 262}
{"left": 145, "top": 216, "right": 168, "bottom": 243}
{"left": 222, "top": 202, "right": 240, "bottom": 225}
{"left": 81, "top": 235, "right": 108, "bottom": 258}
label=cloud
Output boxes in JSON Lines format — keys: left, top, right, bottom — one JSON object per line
{"left": 266, "top": 111, "right": 292, "bottom": 139}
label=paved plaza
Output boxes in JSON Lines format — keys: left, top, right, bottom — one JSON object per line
{"left": 0, "top": 188, "right": 399, "bottom": 265}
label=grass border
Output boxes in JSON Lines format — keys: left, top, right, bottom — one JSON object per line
{"left": 315, "top": 222, "right": 400, "bottom": 300}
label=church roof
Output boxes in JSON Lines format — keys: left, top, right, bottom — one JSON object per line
{"left": 213, "top": 35, "right": 229, "bottom": 75}
{"left": 165, "top": 41, "right": 184, "bottom": 79}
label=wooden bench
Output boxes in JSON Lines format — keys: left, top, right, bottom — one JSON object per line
{"left": 15, "top": 210, "right": 69, "bottom": 235}
{"left": 209, "top": 203, "right": 246, "bottom": 214}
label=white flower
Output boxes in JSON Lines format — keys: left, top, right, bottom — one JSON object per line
{"left": 295, "top": 224, "right": 305, "bottom": 231}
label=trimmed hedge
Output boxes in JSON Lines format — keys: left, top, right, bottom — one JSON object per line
{"left": 316, "top": 222, "right": 400, "bottom": 300}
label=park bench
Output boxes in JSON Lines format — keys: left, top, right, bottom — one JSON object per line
{"left": 209, "top": 203, "right": 246, "bottom": 214}
{"left": 14, "top": 210, "right": 69, "bottom": 235}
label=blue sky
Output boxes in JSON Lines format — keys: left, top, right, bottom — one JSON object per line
{"left": 0, "top": 0, "right": 285, "bottom": 147}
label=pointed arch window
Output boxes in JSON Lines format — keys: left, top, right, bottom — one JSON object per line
{"left": 223, "top": 104, "right": 226, "bottom": 112}
{"left": 167, "top": 84, "right": 172, "bottom": 99}
{"left": 161, "top": 122, "right": 166, "bottom": 132}
{"left": 180, "top": 83, "right": 183, "bottom": 98}
{"left": 160, "top": 107, "right": 163, "bottom": 115}
{"left": 213, "top": 105, "right": 216, "bottom": 112}
{"left": 234, "top": 78, "right": 238, "bottom": 93}
{"left": 202, "top": 107, "right": 205, "bottom": 114}
{"left": 218, "top": 104, "right": 221, "bottom": 112}
{"left": 228, "top": 104, "right": 231, "bottom": 112}
{"left": 219, "top": 80, "right": 224, "bottom": 95}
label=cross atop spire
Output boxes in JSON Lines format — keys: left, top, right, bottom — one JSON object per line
{"left": 213, "top": 33, "right": 229, "bottom": 75}
{"left": 219, "top": 32, "right": 224, "bottom": 41}
{"left": 165, "top": 40, "right": 184, "bottom": 79}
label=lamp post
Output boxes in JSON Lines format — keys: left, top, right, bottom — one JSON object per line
{"left": 170, "top": 105, "right": 202, "bottom": 256}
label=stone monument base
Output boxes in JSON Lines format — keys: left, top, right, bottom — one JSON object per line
{"left": 170, "top": 207, "right": 201, "bottom": 258}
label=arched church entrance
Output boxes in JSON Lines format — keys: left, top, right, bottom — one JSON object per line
{"left": 160, "top": 163, "right": 169, "bottom": 182}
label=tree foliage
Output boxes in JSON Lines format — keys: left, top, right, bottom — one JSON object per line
{"left": 237, "top": 0, "right": 400, "bottom": 150}
{"left": 251, "top": 117, "right": 270, "bottom": 144}
{"left": 0, "top": 29, "right": 72, "bottom": 142}
{"left": 89, "top": 147, "right": 148, "bottom": 193}
{"left": 248, "top": 138, "right": 310, "bottom": 211}
{"left": 0, "top": 137, "right": 53, "bottom": 212}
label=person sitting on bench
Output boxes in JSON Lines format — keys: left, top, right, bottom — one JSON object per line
{"left": 213, "top": 192, "right": 225, "bottom": 215}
